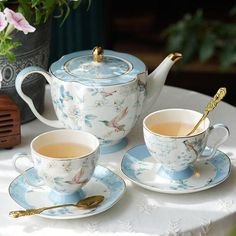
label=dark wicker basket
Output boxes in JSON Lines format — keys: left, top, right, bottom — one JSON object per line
{"left": 0, "top": 95, "right": 20, "bottom": 148}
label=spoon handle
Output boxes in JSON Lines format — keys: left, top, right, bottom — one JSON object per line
{"left": 187, "top": 87, "right": 227, "bottom": 136}
{"left": 9, "top": 195, "right": 104, "bottom": 218}
{"left": 204, "top": 87, "right": 227, "bottom": 113}
{"left": 9, "top": 203, "right": 75, "bottom": 218}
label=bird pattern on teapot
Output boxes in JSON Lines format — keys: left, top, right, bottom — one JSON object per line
{"left": 51, "top": 81, "right": 145, "bottom": 146}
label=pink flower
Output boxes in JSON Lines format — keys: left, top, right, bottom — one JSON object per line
{"left": 4, "top": 8, "right": 35, "bottom": 34}
{"left": 0, "top": 12, "right": 7, "bottom": 31}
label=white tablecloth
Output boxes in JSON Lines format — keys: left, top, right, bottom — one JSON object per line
{"left": 1, "top": 85, "right": 236, "bottom": 236}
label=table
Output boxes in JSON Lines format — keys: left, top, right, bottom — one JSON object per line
{"left": 1, "top": 85, "right": 236, "bottom": 236}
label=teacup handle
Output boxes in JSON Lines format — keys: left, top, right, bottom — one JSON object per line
{"left": 15, "top": 66, "right": 64, "bottom": 128}
{"left": 13, "top": 153, "right": 44, "bottom": 187}
{"left": 200, "top": 124, "right": 230, "bottom": 160}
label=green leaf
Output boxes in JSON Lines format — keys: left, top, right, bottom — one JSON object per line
{"left": 192, "top": 9, "right": 203, "bottom": 25}
{"left": 230, "top": 5, "right": 236, "bottom": 16}
{"left": 181, "top": 34, "right": 198, "bottom": 63}
{"left": 166, "top": 33, "right": 185, "bottom": 52}
{"left": 35, "top": 7, "right": 42, "bottom": 25}
{"left": 86, "top": 0, "right": 92, "bottom": 11}
{"left": 199, "top": 33, "right": 216, "bottom": 63}
{"left": 73, "top": 0, "right": 91, "bottom": 11}
{"left": 0, "top": 37, "right": 21, "bottom": 62}
{"left": 44, "top": 0, "right": 57, "bottom": 10}
{"left": 17, "top": 0, "right": 32, "bottom": 21}
{"left": 229, "top": 227, "right": 236, "bottom": 236}
{"left": 43, "top": 0, "right": 57, "bottom": 22}
{"left": 60, "top": 3, "right": 71, "bottom": 26}
{"left": 0, "top": 2, "right": 4, "bottom": 11}
{"left": 31, "top": 0, "right": 41, "bottom": 8}
{"left": 73, "top": 0, "right": 82, "bottom": 9}
{"left": 218, "top": 42, "right": 236, "bottom": 70}
{"left": 6, "top": 51, "right": 16, "bottom": 62}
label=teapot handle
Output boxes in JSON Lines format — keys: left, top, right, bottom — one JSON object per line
{"left": 15, "top": 66, "right": 64, "bottom": 128}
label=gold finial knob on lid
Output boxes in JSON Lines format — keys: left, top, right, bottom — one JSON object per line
{"left": 93, "top": 46, "right": 104, "bottom": 62}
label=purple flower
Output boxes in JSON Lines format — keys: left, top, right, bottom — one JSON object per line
{"left": 4, "top": 8, "right": 35, "bottom": 34}
{"left": 0, "top": 12, "right": 7, "bottom": 31}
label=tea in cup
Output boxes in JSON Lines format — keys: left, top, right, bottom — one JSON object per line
{"left": 13, "top": 129, "right": 100, "bottom": 203}
{"left": 143, "top": 109, "right": 230, "bottom": 180}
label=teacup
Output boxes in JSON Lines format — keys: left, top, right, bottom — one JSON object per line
{"left": 143, "top": 109, "right": 230, "bottom": 180}
{"left": 13, "top": 129, "right": 100, "bottom": 203}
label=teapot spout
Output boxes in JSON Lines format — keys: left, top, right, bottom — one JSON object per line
{"left": 142, "top": 52, "right": 182, "bottom": 114}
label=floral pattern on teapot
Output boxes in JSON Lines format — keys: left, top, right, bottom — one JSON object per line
{"left": 51, "top": 80, "right": 146, "bottom": 145}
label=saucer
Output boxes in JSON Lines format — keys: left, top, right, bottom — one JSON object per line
{"left": 121, "top": 144, "right": 231, "bottom": 194}
{"left": 9, "top": 165, "right": 126, "bottom": 219}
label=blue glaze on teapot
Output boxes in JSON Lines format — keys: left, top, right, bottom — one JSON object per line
{"left": 51, "top": 49, "right": 146, "bottom": 86}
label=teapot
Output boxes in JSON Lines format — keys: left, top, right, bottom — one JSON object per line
{"left": 15, "top": 47, "right": 182, "bottom": 153}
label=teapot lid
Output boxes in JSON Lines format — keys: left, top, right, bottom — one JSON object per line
{"left": 50, "top": 47, "right": 146, "bottom": 86}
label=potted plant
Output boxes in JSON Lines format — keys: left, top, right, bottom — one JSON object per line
{"left": 0, "top": 0, "right": 90, "bottom": 123}
{"left": 161, "top": 6, "right": 236, "bottom": 106}
{"left": 163, "top": 6, "right": 236, "bottom": 71}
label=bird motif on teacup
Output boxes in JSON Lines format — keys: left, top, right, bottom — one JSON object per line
{"left": 99, "top": 107, "right": 128, "bottom": 132}
{"left": 66, "top": 168, "right": 89, "bottom": 185}
{"left": 100, "top": 90, "right": 117, "bottom": 98}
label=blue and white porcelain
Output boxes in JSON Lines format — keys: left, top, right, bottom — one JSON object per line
{"left": 9, "top": 165, "right": 126, "bottom": 219}
{"left": 13, "top": 130, "right": 100, "bottom": 200}
{"left": 15, "top": 47, "right": 182, "bottom": 153}
{"left": 143, "top": 109, "right": 230, "bottom": 180}
{"left": 121, "top": 144, "right": 231, "bottom": 194}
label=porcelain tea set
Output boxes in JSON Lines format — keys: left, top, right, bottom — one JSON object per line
{"left": 9, "top": 47, "right": 231, "bottom": 219}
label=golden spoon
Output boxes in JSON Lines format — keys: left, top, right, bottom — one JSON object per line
{"left": 9, "top": 195, "right": 104, "bottom": 218}
{"left": 187, "top": 87, "right": 227, "bottom": 136}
